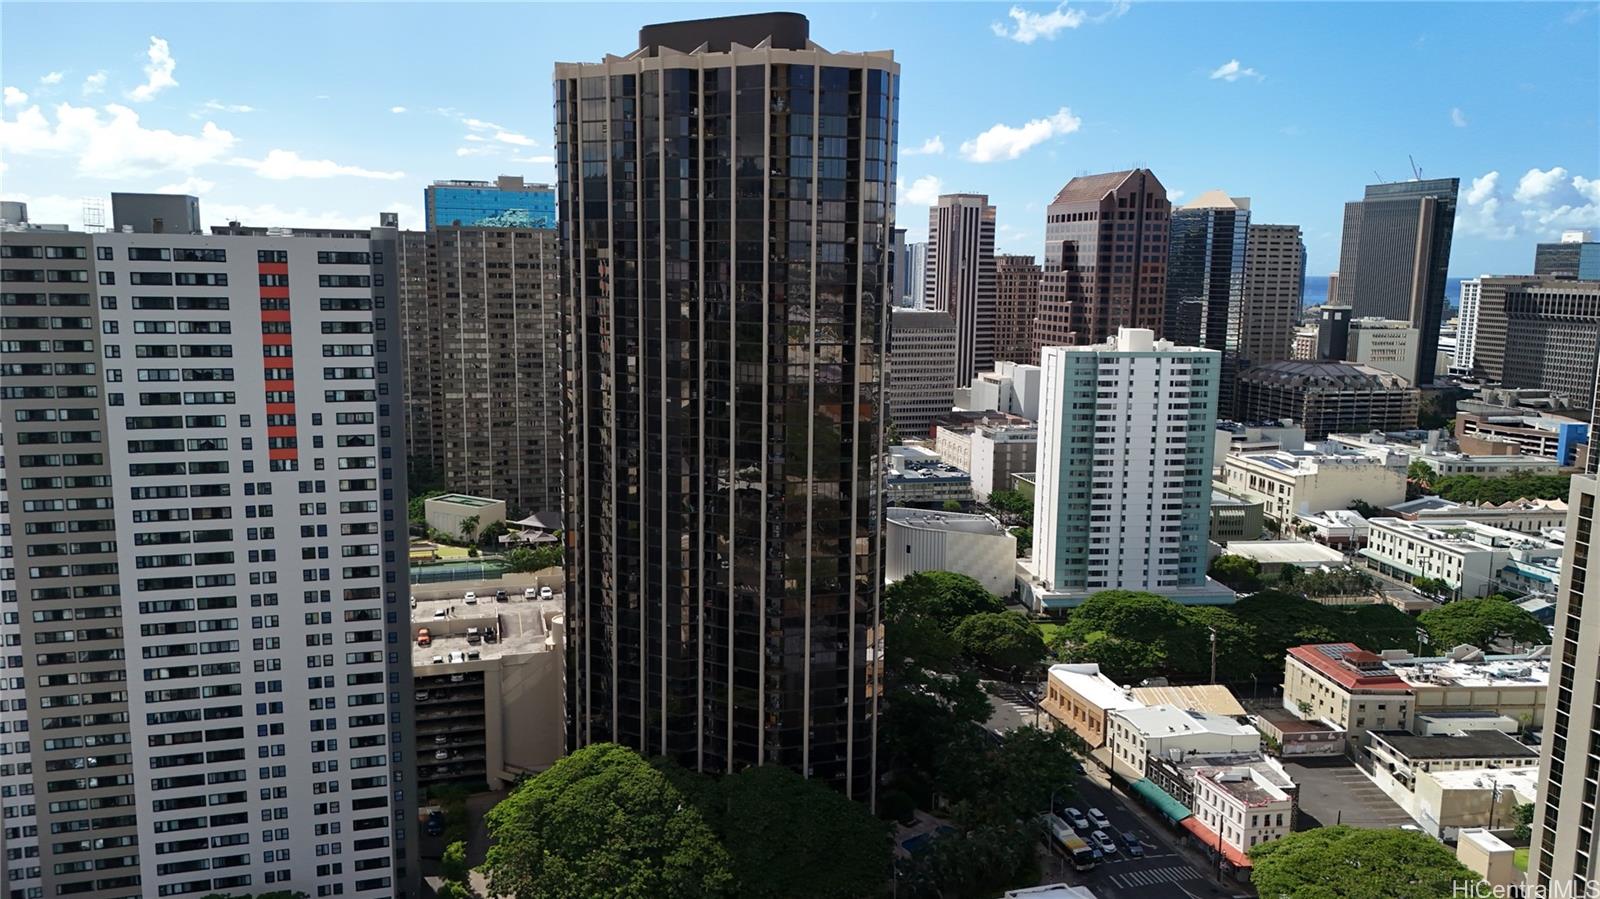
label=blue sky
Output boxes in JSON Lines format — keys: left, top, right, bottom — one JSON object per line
{"left": 2, "top": 1, "right": 1596, "bottom": 275}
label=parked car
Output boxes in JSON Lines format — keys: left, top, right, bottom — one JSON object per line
{"left": 432, "top": 608, "right": 447, "bottom": 620}
{"left": 434, "top": 749, "right": 450, "bottom": 760}
{"left": 1091, "top": 830, "right": 1117, "bottom": 855}
{"left": 1087, "top": 808, "right": 1111, "bottom": 831}
{"left": 448, "top": 651, "right": 466, "bottom": 664}
{"left": 463, "top": 591, "right": 477, "bottom": 604}
{"left": 466, "top": 649, "right": 481, "bottom": 661}
{"left": 1060, "top": 807, "right": 1090, "bottom": 832}
{"left": 483, "top": 628, "right": 497, "bottom": 643}
{"left": 416, "top": 628, "right": 431, "bottom": 647}
{"left": 423, "top": 810, "right": 445, "bottom": 837}
{"left": 414, "top": 691, "right": 429, "bottom": 702}
{"left": 466, "top": 627, "right": 481, "bottom": 644}
{"left": 1120, "top": 831, "right": 1144, "bottom": 857}
{"left": 433, "top": 735, "right": 448, "bottom": 745}
{"left": 524, "top": 587, "right": 539, "bottom": 600}
{"left": 449, "top": 673, "right": 465, "bottom": 683}
{"left": 539, "top": 586, "right": 554, "bottom": 600}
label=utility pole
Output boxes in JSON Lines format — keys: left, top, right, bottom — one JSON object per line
{"left": 1209, "top": 626, "right": 1218, "bottom": 684}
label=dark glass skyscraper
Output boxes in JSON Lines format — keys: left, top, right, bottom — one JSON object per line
{"left": 554, "top": 12, "right": 896, "bottom": 801}
{"left": 1334, "top": 178, "right": 1459, "bottom": 385}
{"left": 1163, "top": 190, "right": 1249, "bottom": 412}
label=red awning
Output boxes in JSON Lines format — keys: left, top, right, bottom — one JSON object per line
{"left": 1181, "top": 815, "right": 1253, "bottom": 868}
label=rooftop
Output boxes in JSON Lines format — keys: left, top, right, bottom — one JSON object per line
{"left": 1226, "top": 445, "right": 1401, "bottom": 474}
{"left": 1287, "top": 643, "right": 1411, "bottom": 693}
{"left": 1254, "top": 707, "right": 1342, "bottom": 735}
{"left": 1111, "top": 704, "right": 1257, "bottom": 740}
{"left": 1427, "top": 766, "right": 1541, "bottom": 802}
{"left": 1383, "top": 647, "right": 1551, "bottom": 690}
{"left": 1223, "top": 541, "right": 1349, "bottom": 567}
{"left": 1368, "top": 517, "right": 1558, "bottom": 553}
{"left": 1129, "top": 684, "right": 1245, "bottom": 717}
{"left": 1238, "top": 360, "right": 1415, "bottom": 390}
{"left": 427, "top": 493, "right": 501, "bottom": 509}
{"left": 1192, "top": 763, "right": 1294, "bottom": 808}
{"left": 1369, "top": 729, "right": 1539, "bottom": 762}
{"left": 1047, "top": 663, "right": 1143, "bottom": 713}
{"left": 1050, "top": 169, "right": 1149, "bottom": 206}
{"left": 410, "top": 594, "right": 559, "bottom": 669}
{"left": 887, "top": 507, "right": 1010, "bottom": 537}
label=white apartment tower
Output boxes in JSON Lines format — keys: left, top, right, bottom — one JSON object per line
{"left": 1454, "top": 277, "right": 1482, "bottom": 373}
{"left": 1, "top": 219, "right": 418, "bottom": 898}
{"left": 925, "top": 194, "right": 997, "bottom": 385}
{"left": 1032, "top": 328, "right": 1223, "bottom": 601}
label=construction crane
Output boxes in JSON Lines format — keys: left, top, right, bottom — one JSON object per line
{"left": 1373, "top": 170, "right": 1386, "bottom": 184}
{"left": 1409, "top": 155, "right": 1424, "bottom": 181}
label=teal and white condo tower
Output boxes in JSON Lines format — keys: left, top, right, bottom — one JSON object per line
{"left": 1025, "top": 327, "right": 1234, "bottom": 610}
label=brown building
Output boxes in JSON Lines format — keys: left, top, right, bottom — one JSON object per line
{"left": 994, "top": 253, "right": 1041, "bottom": 364}
{"left": 1473, "top": 277, "right": 1600, "bottom": 413}
{"left": 1240, "top": 224, "right": 1305, "bottom": 366}
{"left": 1236, "top": 360, "right": 1420, "bottom": 439}
{"left": 925, "top": 194, "right": 997, "bottom": 383}
{"left": 398, "top": 226, "right": 562, "bottom": 517}
{"left": 1035, "top": 168, "right": 1169, "bottom": 352}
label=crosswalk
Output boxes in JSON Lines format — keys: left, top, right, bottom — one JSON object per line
{"left": 1103, "top": 864, "right": 1203, "bottom": 890}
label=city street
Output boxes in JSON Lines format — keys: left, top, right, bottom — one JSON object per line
{"left": 1053, "top": 780, "right": 1234, "bottom": 899}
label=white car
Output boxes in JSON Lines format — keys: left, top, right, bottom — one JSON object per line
{"left": 433, "top": 735, "right": 448, "bottom": 745}
{"left": 524, "top": 587, "right": 539, "bottom": 600}
{"left": 414, "top": 691, "right": 429, "bottom": 702}
{"left": 434, "top": 749, "right": 449, "bottom": 760}
{"left": 1087, "top": 807, "right": 1111, "bottom": 831}
{"left": 1091, "top": 830, "right": 1117, "bottom": 855}
{"left": 539, "top": 586, "right": 554, "bottom": 600}
{"left": 463, "top": 591, "right": 477, "bottom": 605}
{"left": 448, "top": 651, "right": 466, "bottom": 664}
{"left": 432, "top": 608, "right": 447, "bottom": 620}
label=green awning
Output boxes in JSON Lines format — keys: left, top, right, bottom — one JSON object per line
{"left": 1129, "top": 778, "right": 1192, "bottom": 824}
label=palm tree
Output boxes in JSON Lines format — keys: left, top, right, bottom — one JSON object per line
{"left": 458, "top": 515, "right": 480, "bottom": 545}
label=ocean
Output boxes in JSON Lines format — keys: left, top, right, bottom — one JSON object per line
{"left": 1303, "top": 275, "right": 1465, "bottom": 312}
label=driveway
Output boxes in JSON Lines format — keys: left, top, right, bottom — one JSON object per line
{"left": 1281, "top": 757, "right": 1415, "bottom": 830}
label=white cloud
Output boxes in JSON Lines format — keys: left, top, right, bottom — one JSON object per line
{"left": 1575, "top": 175, "right": 1600, "bottom": 205}
{"left": 903, "top": 135, "right": 944, "bottom": 156}
{"left": 463, "top": 117, "right": 505, "bottom": 132}
{"left": 390, "top": 106, "right": 407, "bottom": 114}
{"left": 959, "top": 107, "right": 1081, "bottom": 162}
{"left": 1464, "top": 171, "right": 1499, "bottom": 206}
{"left": 154, "top": 176, "right": 216, "bottom": 195}
{"left": 897, "top": 174, "right": 945, "bottom": 207}
{"left": 2, "top": 193, "right": 87, "bottom": 229}
{"left": 455, "top": 145, "right": 496, "bottom": 157}
{"left": 493, "top": 131, "right": 535, "bottom": 147}
{"left": 82, "top": 72, "right": 107, "bottom": 96}
{"left": 1209, "top": 59, "right": 1262, "bottom": 82}
{"left": 1169, "top": 189, "right": 1186, "bottom": 201}
{"left": 234, "top": 149, "right": 404, "bottom": 181}
{"left": 1457, "top": 171, "right": 1514, "bottom": 240}
{"left": 510, "top": 154, "right": 556, "bottom": 165}
{"left": 128, "top": 37, "right": 178, "bottom": 102}
{"left": 990, "top": 1, "right": 1128, "bottom": 43}
{"left": 1515, "top": 166, "right": 1567, "bottom": 203}
{"left": 1450, "top": 107, "right": 1468, "bottom": 128}
{"left": 202, "top": 100, "right": 255, "bottom": 113}
{"left": 205, "top": 200, "right": 420, "bottom": 232}
{"left": 39, "top": 72, "right": 63, "bottom": 86}
{"left": 3, "top": 87, "right": 28, "bottom": 107}
{"left": 0, "top": 102, "right": 237, "bottom": 178}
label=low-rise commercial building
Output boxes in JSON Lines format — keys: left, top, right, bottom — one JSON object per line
{"left": 1454, "top": 405, "right": 1588, "bottom": 465}
{"left": 1297, "top": 508, "right": 1372, "bottom": 549}
{"left": 1042, "top": 663, "right": 1143, "bottom": 749}
{"left": 1219, "top": 444, "right": 1407, "bottom": 527}
{"left": 425, "top": 493, "right": 508, "bottom": 540}
{"left": 1365, "top": 731, "right": 1539, "bottom": 836}
{"left": 1387, "top": 496, "right": 1569, "bottom": 534}
{"left": 1253, "top": 708, "right": 1345, "bottom": 757}
{"left": 1107, "top": 705, "right": 1260, "bottom": 779}
{"left": 1384, "top": 646, "right": 1551, "bottom": 729}
{"left": 1129, "top": 684, "right": 1246, "bottom": 718}
{"left": 1221, "top": 540, "right": 1350, "bottom": 576}
{"left": 1361, "top": 517, "right": 1561, "bottom": 599}
{"left": 1235, "top": 360, "right": 1420, "bottom": 439}
{"left": 1189, "top": 762, "right": 1297, "bottom": 858}
{"left": 1415, "top": 768, "right": 1539, "bottom": 841}
{"left": 1210, "top": 486, "right": 1266, "bottom": 542}
{"left": 1213, "top": 420, "right": 1307, "bottom": 473}
{"left": 1328, "top": 431, "right": 1565, "bottom": 477}
{"left": 1283, "top": 644, "right": 1412, "bottom": 745}
{"left": 886, "top": 507, "right": 1017, "bottom": 597}
{"left": 935, "top": 419, "right": 1038, "bottom": 502}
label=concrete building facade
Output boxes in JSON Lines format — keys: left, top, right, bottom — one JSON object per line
{"left": 885, "top": 508, "right": 1017, "bottom": 597}
{"left": 1218, "top": 445, "right": 1407, "bottom": 526}
{"left": 1454, "top": 277, "right": 1482, "bottom": 373}
{"left": 1106, "top": 705, "right": 1260, "bottom": 779}
{"left": 935, "top": 420, "right": 1037, "bottom": 502}
{"left": 1361, "top": 517, "right": 1561, "bottom": 599}
{"left": 1238, "top": 223, "right": 1305, "bottom": 368}
{"left": 888, "top": 308, "right": 959, "bottom": 439}
{"left": 1346, "top": 317, "right": 1421, "bottom": 383}
{"left": 958, "top": 360, "right": 1041, "bottom": 421}
{"left": 925, "top": 194, "right": 997, "bottom": 384}
{"left": 994, "top": 253, "right": 1041, "bottom": 364}
{"left": 1235, "top": 360, "right": 1420, "bottom": 439}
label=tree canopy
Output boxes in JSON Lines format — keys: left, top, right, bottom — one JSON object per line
{"left": 1248, "top": 826, "right": 1483, "bottom": 899}
{"left": 483, "top": 743, "right": 735, "bottom": 899}
{"left": 884, "top": 571, "right": 1004, "bottom": 632}
{"left": 1209, "top": 554, "right": 1263, "bottom": 593}
{"left": 986, "top": 489, "right": 1033, "bottom": 524}
{"left": 1432, "top": 472, "right": 1571, "bottom": 505}
{"left": 504, "top": 544, "right": 563, "bottom": 573}
{"left": 1057, "top": 591, "right": 1205, "bottom": 682}
{"left": 1418, "top": 597, "right": 1550, "bottom": 652}
{"left": 951, "top": 612, "right": 1048, "bottom": 675}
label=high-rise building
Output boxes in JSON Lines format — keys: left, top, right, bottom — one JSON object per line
{"left": 0, "top": 214, "right": 419, "bottom": 898}
{"left": 1334, "top": 178, "right": 1459, "bottom": 385}
{"left": 1528, "top": 420, "right": 1600, "bottom": 887}
{"left": 888, "top": 308, "right": 959, "bottom": 439}
{"left": 1316, "top": 305, "right": 1352, "bottom": 361}
{"left": 1499, "top": 279, "right": 1600, "bottom": 412}
{"left": 553, "top": 11, "right": 894, "bottom": 800}
{"left": 994, "top": 253, "right": 1041, "bottom": 364}
{"left": 890, "top": 228, "right": 910, "bottom": 306}
{"left": 1028, "top": 328, "right": 1226, "bottom": 608}
{"left": 1036, "top": 169, "right": 1170, "bottom": 353}
{"left": 1164, "top": 190, "right": 1250, "bottom": 351}
{"left": 397, "top": 225, "right": 561, "bottom": 516}
{"left": 924, "top": 194, "right": 997, "bottom": 383}
{"left": 1533, "top": 230, "right": 1600, "bottom": 281}
{"left": 424, "top": 176, "right": 556, "bottom": 229}
{"left": 905, "top": 241, "right": 929, "bottom": 308}
{"left": 1327, "top": 271, "right": 1341, "bottom": 306}
{"left": 1454, "top": 277, "right": 1482, "bottom": 373}
{"left": 1346, "top": 317, "right": 1421, "bottom": 383}
{"left": 1239, "top": 224, "right": 1305, "bottom": 367}
{"left": 1236, "top": 360, "right": 1421, "bottom": 439}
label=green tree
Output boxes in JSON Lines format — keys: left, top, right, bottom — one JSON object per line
{"left": 1010, "top": 526, "right": 1032, "bottom": 557}
{"left": 1208, "top": 554, "right": 1263, "bottom": 593}
{"left": 1433, "top": 473, "right": 1571, "bottom": 505}
{"left": 1513, "top": 801, "right": 1536, "bottom": 841}
{"left": 1408, "top": 459, "right": 1437, "bottom": 490}
{"left": 482, "top": 743, "right": 735, "bottom": 899}
{"left": 682, "top": 765, "right": 890, "bottom": 899}
{"left": 941, "top": 499, "right": 964, "bottom": 512}
{"left": 505, "top": 544, "right": 564, "bottom": 572}
{"left": 478, "top": 519, "right": 509, "bottom": 547}
{"left": 441, "top": 840, "right": 470, "bottom": 883}
{"left": 950, "top": 612, "right": 1048, "bottom": 675}
{"left": 1411, "top": 576, "right": 1453, "bottom": 600}
{"left": 895, "top": 822, "right": 1039, "bottom": 899}
{"left": 1184, "top": 605, "right": 1260, "bottom": 682}
{"left": 1058, "top": 591, "right": 1203, "bottom": 682}
{"left": 883, "top": 571, "right": 1004, "bottom": 633}
{"left": 1348, "top": 499, "right": 1385, "bottom": 519}
{"left": 986, "top": 489, "right": 1033, "bottom": 524}
{"left": 458, "top": 515, "right": 481, "bottom": 544}
{"left": 1418, "top": 598, "right": 1551, "bottom": 651}
{"left": 1249, "top": 826, "right": 1483, "bottom": 898}
{"left": 409, "top": 489, "right": 445, "bottom": 525}
{"left": 980, "top": 726, "right": 1081, "bottom": 822}
{"left": 436, "top": 882, "right": 473, "bottom": 899}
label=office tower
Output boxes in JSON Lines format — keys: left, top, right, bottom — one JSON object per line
{"left": 1528, "top": 432, "right": 1600, "bottom": 887}
{"left": 397, "top": 225, "right": 561, "bottom": 516}
{"left": 1036, "top": 169, "right": 1170, "bottom": 353}
{"left": 1346, "top": 317, "right": 1420, "bottom": 383}
{"left": 1239, "top": 224, "right": 1305, "bottom": 366}
{"left": 924, "top": 194, "right": 997, "bottom": 383}
{"left": 1334, "top": 178, "right": 1459, "bottom": 385}
{"left": 1327, "top": 271, "right": 1340, "bottom": 305}
{"left": 554, "top": 11, "right": 894, "bottom": 800}
{"left": 0, "top": 213, "right": 420, "bottom": 898}
{"left": 1498, "top": 279, "right": 1600, "bottom": 412}
{"left": 1316, "top": 305, "right": 1352, "bottom": 361}
{"left": 110, "top": 192, "right": 202, "bottom": 234}
{"left": 993, "top": 253, "right": 1041, "bottom": 364}
{"left": 1236, "top": 360, "right": 1420, "bottom": 439}
{"left": 424, "top": 176, "right": 556, "bottom": 229}
{"left": 1290, "top": 325, "right": 1318, "bottom": 360}
{"left": 905, "top": 241, "right": 929, "bottom": 308}
{"left": 890, "top": 228, "right": 911, "bottom": 306}
{"left": 1164, "top": 190, "right": 1249, "bottom": 350}
{"left": 888, "top": 309, "right": 959, "bottom": 438}
{"left": 1454, "top": 277, "right": 1482, "bottom": 373}
{"left": 1031, "top": 328, "right": 1222, "bottom": 603}
{"left": 1534, "top": 230, "right": 1600, "bottom": 281}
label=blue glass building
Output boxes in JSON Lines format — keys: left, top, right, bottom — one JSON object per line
{"left": 424, "top": 176, "right": 556, "bottom": 229}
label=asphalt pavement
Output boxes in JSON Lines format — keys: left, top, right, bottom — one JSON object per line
{"left": 1053, "top": 779, "right": 1233, "bottom": 899}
